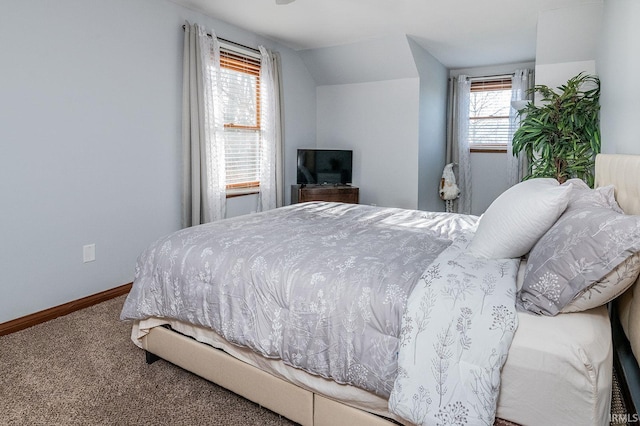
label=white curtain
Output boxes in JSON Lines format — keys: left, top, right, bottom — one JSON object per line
{"left": 446, "top": 75, "right": 471, "bottom": 214}
{"left": 257, "top": 46, "right": 284, "bottom": 211}
{"left": 507, "top": 69, "right": 533, "bottom": 187}
{"left": 181, "top": 22, "right": 226, "bottom": 227}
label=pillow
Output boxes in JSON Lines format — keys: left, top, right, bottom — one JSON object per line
{"left": 562, "top": 251, "right": 640, "bottom": 313}
{"left": 517, "top": 204, "right": 640, "bottom": 315}
{"left": 562, "top": 178, "right": 623, "bottom": 212}
{"left": 468, "top": 178, "right": 572, "bottom": 259}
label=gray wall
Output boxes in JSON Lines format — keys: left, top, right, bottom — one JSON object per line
{"left": 598, "top": 0, "right": 640, "bottom": 155}
{"left": 303, "top": 35, "right": 448, "bottom": 210}
{"left": 534, "top": 3, "right": 601, "bottom": 104}
{"left": 0, "top": 0, "right": 316, "bottom": 323}
{"left": 534, "top": 0, "right": 640, "bottom": 161}
{"left": 535, "top": 3, "right": 603, "bottom": 67}
{"left": 316, "top": 79, "right": 421, "bottom": 209}
{"left": 408, "top": 38, "right": 449, "bottom": 212}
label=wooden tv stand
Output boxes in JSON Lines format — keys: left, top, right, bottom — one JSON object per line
{"left": 291, "top": 184, "right": 359, "bottom": 204}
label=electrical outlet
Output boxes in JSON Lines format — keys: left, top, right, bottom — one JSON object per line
{"left": 83, "top": 244, "right": 96, "bottom": 263}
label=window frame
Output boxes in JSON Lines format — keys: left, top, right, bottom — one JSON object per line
{"left": 468, "top": 77, "right": 512, "bottom": 153}
{"left": 219, "top": 44, "right": 263, "bottom": 194}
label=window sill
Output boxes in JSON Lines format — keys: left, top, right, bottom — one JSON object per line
{"left": 226, "top": 187, "right": 259, "bottom": 198}
{"left": 470, "top": 146, "right": 507, "bottom": 153}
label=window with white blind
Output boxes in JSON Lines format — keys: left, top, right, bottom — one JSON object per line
{"left": 219, "top": 47, "right": 261, "bottom": 190}
{"left": 469, "top": 78, "right": 512, "bottom": 152}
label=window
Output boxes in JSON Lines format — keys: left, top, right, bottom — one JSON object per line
{"left": 468, "top": 78, "right": 512, "bottom": 152}
{"left": 219, "top": 47, "right": 262, "bottom": 191}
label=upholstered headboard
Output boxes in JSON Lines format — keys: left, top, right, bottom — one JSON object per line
{"left": 595, "top": 154, "right": 640, "bottom": 356}
{"left": 594, "top": 153, "right": 640, "bottom": 413}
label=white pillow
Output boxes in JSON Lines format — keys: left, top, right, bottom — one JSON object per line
{"left": 468, "top": 178, "right": 572, "bottom": 259}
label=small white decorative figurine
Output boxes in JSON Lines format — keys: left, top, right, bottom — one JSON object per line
{"left": 439, "top": 163, "right": 460, "bottom": 212}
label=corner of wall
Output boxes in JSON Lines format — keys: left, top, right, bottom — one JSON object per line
{"left": 406, "top": 37, "right": 449, "bottom": 211}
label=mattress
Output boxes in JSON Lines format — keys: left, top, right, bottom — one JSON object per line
{"left": 497, "top": 306, "right": 611, "bottom": 425}
{"left": 497, "top": 260, "right": 612, "bottom": 425}
{"left": 131, "top": 298, "right": 612, "bottom": 426}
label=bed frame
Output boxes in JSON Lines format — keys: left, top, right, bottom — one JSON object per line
{"left": 595, "top": 154, "right": 640, "bottom": 419}
{"left": 141, "top": 154, "right": 640, "bottom": 425}
{"left": 143, "top": 325, "right": 394, "bottom": 426}
{"left": 611, "top": 301, "right": 640, "bottom": 418}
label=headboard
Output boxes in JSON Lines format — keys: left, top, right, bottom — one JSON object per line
{"left": 594, "top": 153, "right": 640, "bottom": 414}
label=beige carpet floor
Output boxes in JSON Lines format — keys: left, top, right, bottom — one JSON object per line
{"left": 0, "top": 295, "right": 629, "bottom": 425}
{"left": 0, "top": 295, "right": 293, "bottom": 425}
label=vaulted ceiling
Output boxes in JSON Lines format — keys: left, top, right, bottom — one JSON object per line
{"left": 170, "top": 0, "right": 601, "bottom": 69}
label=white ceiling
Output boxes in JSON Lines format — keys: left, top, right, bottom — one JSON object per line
{"left": 170, "top": 0, "right": 600, "bottom": 69}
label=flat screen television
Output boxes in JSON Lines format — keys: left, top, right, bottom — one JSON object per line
{"left": 297, "top": 149, "right": 353, "bottom": 185}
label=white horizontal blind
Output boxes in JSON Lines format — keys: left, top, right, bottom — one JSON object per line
{"left": 219, "top": 48, "right": 262, "bottom": 189}
{"left": 469, "top": 78, "right": 512, "bottom": 149}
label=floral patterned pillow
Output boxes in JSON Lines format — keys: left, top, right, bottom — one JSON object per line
{"left": 561, "top": 179, "right": 623, "bottom": 212}
{"left": 562, "top": 251, "right": 640, "bottom": 313}
{"left": 517, "top": 203, "right": 640, "bottom": 315}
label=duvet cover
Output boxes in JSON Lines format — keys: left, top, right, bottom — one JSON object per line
{"left": 121, "top": 202, "right": 518, "bottom": 425}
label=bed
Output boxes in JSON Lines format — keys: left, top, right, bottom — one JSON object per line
{"left": 121, "top": 153, "right": 640, "bottom": 426}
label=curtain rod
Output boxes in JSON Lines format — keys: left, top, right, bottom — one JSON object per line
{"left": 181, "top": 25, "right": 260, "bottom": 54}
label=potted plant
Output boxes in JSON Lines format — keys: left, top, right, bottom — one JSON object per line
{"left": 512, "top": 72, "right": 601, "bottom": 187}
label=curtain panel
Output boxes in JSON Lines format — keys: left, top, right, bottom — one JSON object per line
{"left": 507, "top": 69, "right": 533, "bottom": 187}
{"left": 446, "top": 75, "right": 471, "bottom": 215}
{"left": 181, "top": 22, "right": 226, "bottom": 227}
{"left": 257, "top": 47, "right": 284, "bottom": 211}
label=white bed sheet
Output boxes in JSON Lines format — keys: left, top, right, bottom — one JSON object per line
{"left": 497, "top": 306, "right": 612, "bottom": 425}
{"left": 495, "top": 260, "right": 612, "bottom": 425}
{"left": 131, "top": 298, "right": 612, "bottom": 426}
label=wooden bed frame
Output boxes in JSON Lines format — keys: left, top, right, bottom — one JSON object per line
{"left": 140, "top": 154, "right": 640, "bottom": 425}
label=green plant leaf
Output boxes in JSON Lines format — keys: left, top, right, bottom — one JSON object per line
{"left": 511, "top": 72, "right": 600, "bottom": 187}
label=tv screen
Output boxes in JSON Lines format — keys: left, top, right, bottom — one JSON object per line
{"left": 297, "top": 149, "right": 353, "bottom": 185}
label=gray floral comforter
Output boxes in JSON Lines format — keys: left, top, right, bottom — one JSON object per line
{"left": 389, "top": 233, "right": 519, "bottom": 425}
{"left": 121, "top": 202, "right": 478, "bottom": 397}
